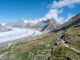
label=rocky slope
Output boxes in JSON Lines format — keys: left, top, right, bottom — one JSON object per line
{"left": 0, "top": 23, "right": 11, "bottom": 32}
{"left": 53, "top": 13, "right": 80, "bottom": 32}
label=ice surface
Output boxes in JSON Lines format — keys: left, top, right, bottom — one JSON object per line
{"left": 0, "top": 28, "right": 43, "bottom": 43}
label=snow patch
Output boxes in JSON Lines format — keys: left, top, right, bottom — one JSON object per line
{"left": 23, "top": 20, "right": 28, "bottom": 23}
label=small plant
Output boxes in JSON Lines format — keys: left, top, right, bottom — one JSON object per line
{"left": 50, "top": 46, "right": 80, "bottom": 60}
{"left": 14, "top": 42, "right": 28, "bottom": 46}
{"left": 0, "top": 47, "right": 11, "bottom": 54}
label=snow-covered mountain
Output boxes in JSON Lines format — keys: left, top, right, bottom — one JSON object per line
{"left": 5, "top": 18, "right": 60, "bottom": 32}
{"left": 0, "top": 23, "right": 11, "bottom": 32}
{"left": 5, "top": 19, "right": 42, "bottom": 27}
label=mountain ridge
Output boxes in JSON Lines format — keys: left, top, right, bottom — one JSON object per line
{"left": 0, "top": 23, "right": 11, "bottom": 32}
{"left": 5, "top": 18, "right": 60, "bottom": 32}
{"left": 52, "top": 13, "right": 80, "bottom": 32}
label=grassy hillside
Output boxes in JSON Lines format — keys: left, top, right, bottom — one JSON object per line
{"left": 50, "top": 44, "right": 80, "bottom": 60}
{"left": 65, "top": 24, "right": 80, "bottom": 50}
{"left": 49, "top": 24, "right": 80, "bottom": 60}
{"left": 0, "top": 24, "right": 80, "bottom": 60}
{"left": 1, "top": 33, "right": 58, "bottom": 60}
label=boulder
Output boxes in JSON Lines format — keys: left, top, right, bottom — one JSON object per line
{"left": 58, "top": 30, "right": 65, "bottom": 39}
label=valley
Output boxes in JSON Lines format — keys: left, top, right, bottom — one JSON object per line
{"left": 0, "top": 13, "right": 80, "bottom": 60}
{"left": 0, "top": 0, "right": 80, "bottom": 60}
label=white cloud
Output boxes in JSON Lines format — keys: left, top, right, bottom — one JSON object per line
{"left": 50, "top": 0, "right": 80, "bottom": 8}
{"left": 42, "top": 0, "right": 80, "bottom": 23}
{"left": 65, "top": 13, "right": 75, "bottom": 22}
{"left": 42, "top": 9, "right": 64, "bottom": 23}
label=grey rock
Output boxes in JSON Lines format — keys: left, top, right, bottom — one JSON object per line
{"left": 58, "top": 30, "right": 65, "bottom": 39}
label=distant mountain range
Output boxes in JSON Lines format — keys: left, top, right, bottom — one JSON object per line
{"left": 5, "top": 18, "right": 60, "bottom": 32}
{"left": 4, "top": 13, "right": 80, "bottom": 32}
{"left": 0, "top": 23, "right": 11, "bottom": 32}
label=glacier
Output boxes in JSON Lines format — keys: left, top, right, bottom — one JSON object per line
{"left": 0, "top": 28, "right": 43, "bottom": 43}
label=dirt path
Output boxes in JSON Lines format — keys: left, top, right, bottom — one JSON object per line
{"left": 62, "top": 40, "right": 80, "bottom": 54}
{"left": 0, "top": 51, "right": 8, "bottom": 59}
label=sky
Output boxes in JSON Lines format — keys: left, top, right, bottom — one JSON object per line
{"left": 0, "top": 0, "right": 80, "bottom": 23}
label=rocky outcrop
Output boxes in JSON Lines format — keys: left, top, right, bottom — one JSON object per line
{"left": 40, "top": 18, "right": 60, "bottom": 32}
{"left": 74, "top": 23, "right": 80, "bottom": 27}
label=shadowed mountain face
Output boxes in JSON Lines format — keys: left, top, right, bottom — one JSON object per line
{"left": 0, "top": 23, "right": 2, "bottom": 27}
{"left": 5, "top": 18, "right": 60, "bottom": 32}
{"left": 0, "top": 23, "right": 11, "bottom": 32}
{"left": 53, "top": 13, "right": 80, "bottom": 32}
{"left": 40, "top": 18, "right": 60, "bottom": 32}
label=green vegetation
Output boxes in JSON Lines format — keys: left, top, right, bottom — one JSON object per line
{"left": 16, "top": 45, "right": 47, "bottom": 60}
{"left": 50, "top": 46, "right": 80, "bottom": 60}
{"left": 0, "top": 47, "right": 11, "bottom": 54}
{"left": 15, "top": 38, "right": 58, "bottom": 60}
{"left": 66, "top": 26, "right": 80, "bottom": 50}
{"left": 14, "top": 41, "right": 28, "bottom": 46}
